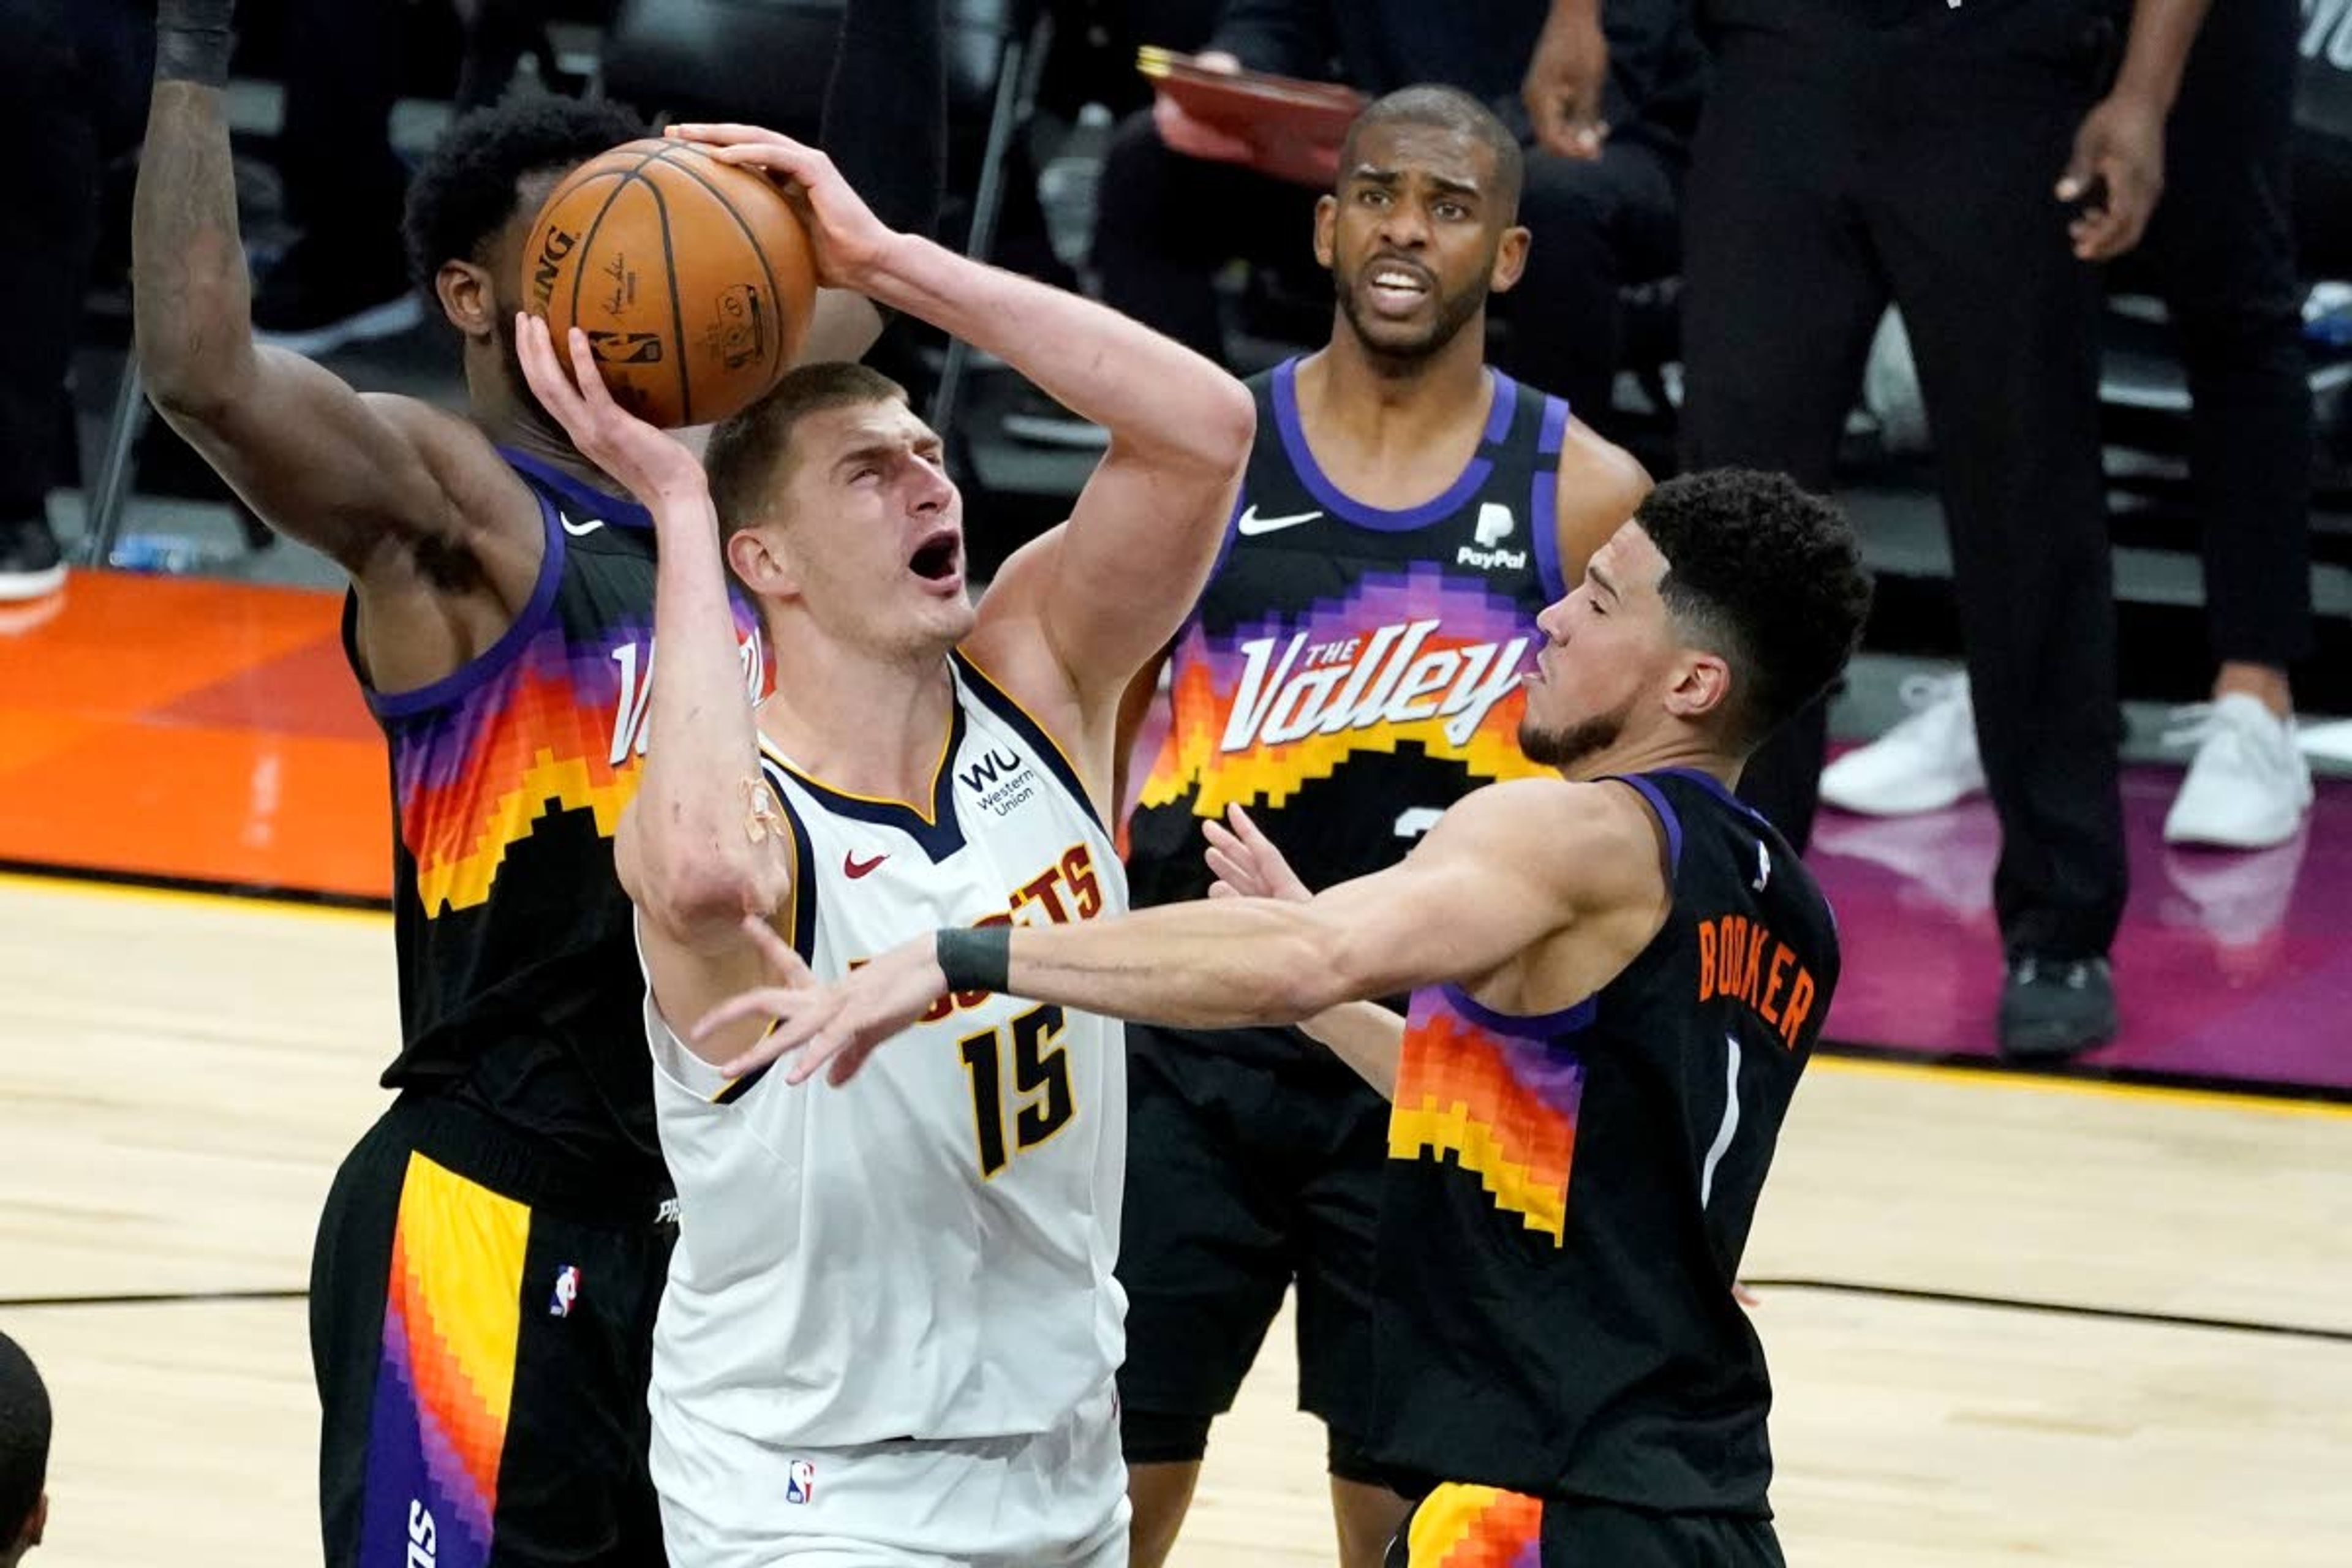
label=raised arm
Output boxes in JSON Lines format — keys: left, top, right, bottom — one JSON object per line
{"left": 512, "top": 317, "right": 793, "bottom": 1067}
{"left": 135, "top": 1, "right": 540, "bottom": 687}
{"left": 680, "top": 123, "right": 1255, "bottom": 787}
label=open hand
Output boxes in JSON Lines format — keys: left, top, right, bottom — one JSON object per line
{"left": 513, "top": 312, "right": 706, "bottom": 505}
{"left": 2057, "top": 92, "right": 2166, "bottom": 262}
{"left": 1204, "top": 804, "right": 1312, "bottom": 903}
{"left": 665, "top": 124, "right": 897, "bottom": 290}
{"left": 693, "top": 917, "right": 948, "bottom": 1086}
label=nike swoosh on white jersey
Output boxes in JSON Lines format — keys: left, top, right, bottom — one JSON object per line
{"left": 1236, "top": 505, "right": 1324, "bottom": 537}
{"left": 560, "top": 514, "right": 606, "bottom": 537}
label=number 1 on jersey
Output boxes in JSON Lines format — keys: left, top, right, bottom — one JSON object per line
{"left": 957, "top": 1003, "right": 1076, "bottom": 1178}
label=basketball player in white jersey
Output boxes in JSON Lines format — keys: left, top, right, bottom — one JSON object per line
{"left": 513, "top": 122, "right": 1255, "bottom": 1568}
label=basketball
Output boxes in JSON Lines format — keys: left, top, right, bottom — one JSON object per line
{"left": 519, "top": 138, "right": 819, "bottom": 429}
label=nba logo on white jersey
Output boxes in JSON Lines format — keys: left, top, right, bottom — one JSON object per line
{"left": 549, "top": 1265, "right": 579, "bottom": 1318}
{"left": 1459, "top": 503, "right": 1528, "bottom": 571}
{"left": 785, "top": 1460, "right": 816, "bottom": 1506}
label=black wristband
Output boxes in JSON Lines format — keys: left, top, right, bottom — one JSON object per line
{"left": 157, "top": 0, "right": 236, "bottom": 88}
{"left": 936, "top": 925, "right": 1011, "bottom": 994}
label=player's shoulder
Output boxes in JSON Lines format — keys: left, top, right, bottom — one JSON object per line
{"left": 1550, "top": 419, "right": 1653, "bottom": 558}
{"left": 358, "top": 391, "right": 543, "bottom": 546}
{"left": 1423, "top": 777, "right": 1665, "bottom": 891}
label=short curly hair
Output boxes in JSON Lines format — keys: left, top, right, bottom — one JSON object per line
{"left": 1634, "top": 469, "right": 1873, "bottom": 748}
{"left": 401, "top": 93, "right": 651, "bottom": 292}
{"left": 0, "top": 1331, "right": 50, "bottom": 1545}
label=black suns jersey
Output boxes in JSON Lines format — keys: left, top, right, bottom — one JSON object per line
{"left": 1124, "top": 356, "right": 1579, "bottom": 1060}
{"left": 1373, "top": 768, "right": 1841, "bottom": 1515}
{"left": 345, "top": 449, "right": 766, "bottom": 1193}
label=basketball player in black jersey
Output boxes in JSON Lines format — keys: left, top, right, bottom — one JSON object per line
{"left": 1110, "top": 85, "right": 1649, "bottom": 1566}
{"left": 129, "top": 2, "right": 937, "bottom": 1562}
{"left": 701, "top": 468, "right": 1872, "bottom": 1566}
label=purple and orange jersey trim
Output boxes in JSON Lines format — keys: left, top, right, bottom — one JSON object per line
{"left": 1389, "top": 986, "right": 1589, "bottom": 1246}
{"left": 385, "top": 620, "right": 654, "bottom": 916}
{"left": 358, "top": 1153, "right": 529, "bottom": 1568}
{"left": 1403, "top": 1483, "right": 1545, "bottom": 1568}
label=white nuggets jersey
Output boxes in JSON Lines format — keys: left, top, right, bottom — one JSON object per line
{"left": 644, "top": 652, "right": 1128, "bottom": 1457}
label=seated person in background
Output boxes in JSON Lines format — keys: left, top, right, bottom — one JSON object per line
{"left": 1, "top": 1331, "right": 50, "bottom": 1566}
{"left": 1093, "top": 0, "right": 1703, "bottom": 432}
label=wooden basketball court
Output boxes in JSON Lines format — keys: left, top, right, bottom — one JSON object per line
{"left": 2, "top": 870, "right": 2346, "bottom": 1565}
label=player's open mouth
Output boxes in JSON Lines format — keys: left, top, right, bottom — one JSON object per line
{"left": 1366, "top": 262, "right": 1432, "bottom": 315}
{"left": 908, "top": 530, "right": 963, "bottom": 587}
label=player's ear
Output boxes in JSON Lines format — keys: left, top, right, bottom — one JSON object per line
{"left": 436, "top": 258, "right": 497, "bottom": 341}
{"left": 1313, "top": 194, "right": 1339, "bottom": 270}
{"left": 23, "top": 1492, "right": 47, "bottom": 1548}
{"left": 1664, "top": 650, "right": 1733, "bottom": 726}
{"left": 1490, "top": 225, "right": 1532, "bottom": 294}
{"left": 729, "top": 523, "right": 798, "bottom": 598}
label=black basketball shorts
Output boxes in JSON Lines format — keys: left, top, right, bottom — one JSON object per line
{"left": 309, "top": 1095, "right": 676, "bottom": 1568}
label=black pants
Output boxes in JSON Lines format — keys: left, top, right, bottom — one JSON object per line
{"left": 0, "top": 0, "right": 147, "bottom": 521}
{"left": 1091, "top": 109, "right": 1681, "bottom": 421}
{"left": 1115, "top": 1028, "right": 1398, "bottom": 1474}
{"left": 1679, "top": 1, "right": 2127, "bottom": 961}
{"left": 311, "top": 1096, "right": 673, "bottom": 1568}
{"left": 2116, "top": 0, "right": 2313, "bottom": 671}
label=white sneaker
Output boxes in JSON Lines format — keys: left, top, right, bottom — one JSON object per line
{"left": 2161, "top": 693, "right": 2314, "bottom": 850}
{"left": 1820, "top": 671, "right": 1987, "bottom": 816}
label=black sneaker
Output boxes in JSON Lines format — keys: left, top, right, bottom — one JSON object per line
{"left": 0, "top": 516, "right": 65, "bottom": 602}
{"left": 252, "top": 235, "right": 424, "bottom": 356}
{"left": 1998, "top": 954, "right": 2117, "bottom": 1061}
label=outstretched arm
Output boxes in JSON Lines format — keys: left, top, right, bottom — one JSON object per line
{"left": 698, "top": 778, "right": 1670, "bottom": 1085}
{"left": 135, "top": 1, "right": 540, "bottom": 677}
{"left": 1204, "top": 805, "right": 1407, "bottom": 1096}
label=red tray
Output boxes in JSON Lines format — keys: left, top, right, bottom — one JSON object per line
{"left": 1137, "top": 46, "right": 1367, "bottom": 188}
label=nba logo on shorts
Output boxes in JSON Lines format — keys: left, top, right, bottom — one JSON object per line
{"left": 549, "top": 1265, "right": 581, "bottom": 1318}
{"left": 785, "top": 1460, "right": 816, "bottom": 1506}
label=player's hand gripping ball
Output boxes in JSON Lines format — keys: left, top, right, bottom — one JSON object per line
{"left": 519, "top": 138, "right": 819, "bottom": 429}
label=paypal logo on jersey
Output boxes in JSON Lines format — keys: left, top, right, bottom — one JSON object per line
{"left": 1457, "top": 503, "right": 1529, "bottom": 571}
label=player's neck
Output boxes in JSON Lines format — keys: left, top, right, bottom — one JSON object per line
{"left": 464, "top": 352, "right": 617, "bottom": 494}
{"left": 1301, "top": 326, "right": 1491, "bottom": 457}
{"left": 753, "top": 627, "right": 959, "bottom": 805}
{"left": 1561, "top": 733, "right": 1741, "bottom": 793}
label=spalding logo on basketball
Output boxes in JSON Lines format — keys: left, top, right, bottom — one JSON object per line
{"left": 521, "top": 138, "right": 819, "bottom": 429}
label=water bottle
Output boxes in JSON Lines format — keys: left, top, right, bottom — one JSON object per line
{"left": 109, "top": 532, "right": 208, "bottom": 574}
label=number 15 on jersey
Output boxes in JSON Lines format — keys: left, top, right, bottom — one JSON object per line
{"left": 957, "top": 1003, "right": 1076, "bottom": 1178}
